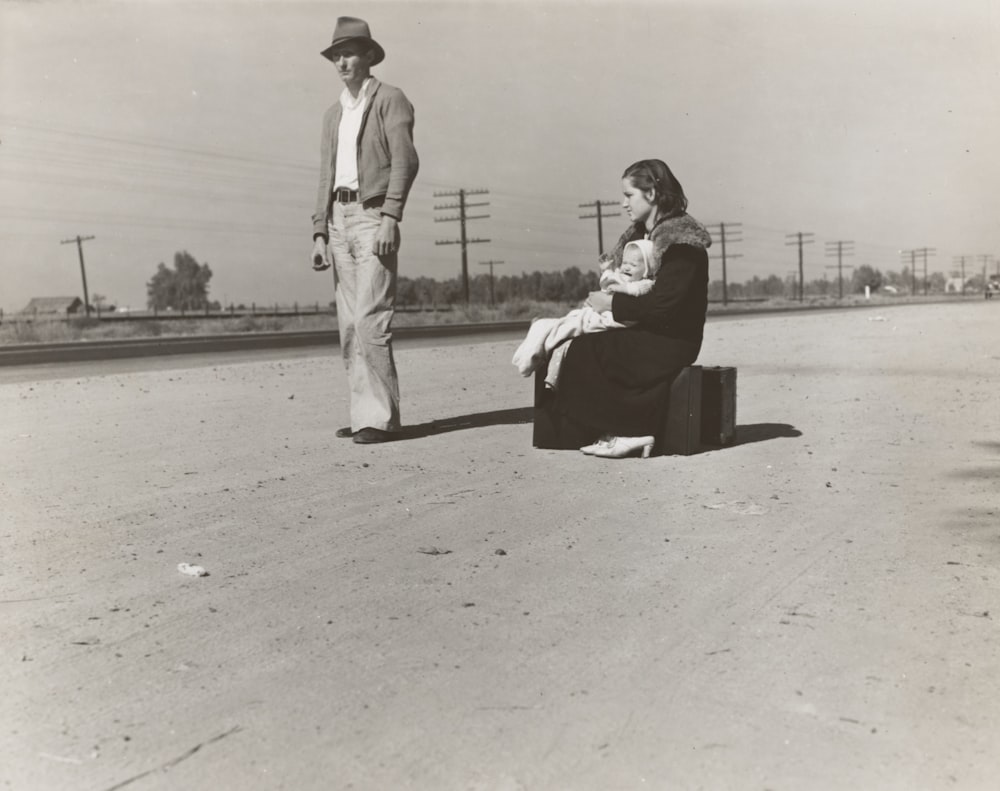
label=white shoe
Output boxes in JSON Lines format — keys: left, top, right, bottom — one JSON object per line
{"left": 590, "top": 435, "right": 655, "bottom": 459}
{"left": 580, "top": 436, "right": 615, "bottom": 455}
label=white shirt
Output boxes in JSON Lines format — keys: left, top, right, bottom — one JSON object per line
{"left": 334, "top": 77, "right": 372, "bottom": 191}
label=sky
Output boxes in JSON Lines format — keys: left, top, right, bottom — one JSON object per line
{"left": 1, "top": 0, "right": 999, "bottom": 312}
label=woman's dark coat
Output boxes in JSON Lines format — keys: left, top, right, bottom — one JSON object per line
{"left": 535, "top": 213, "right": 712, "bottom": 448}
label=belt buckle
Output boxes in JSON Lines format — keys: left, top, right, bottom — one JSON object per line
{"left": 336, "top": 188, "right": 352, "bottom": 203}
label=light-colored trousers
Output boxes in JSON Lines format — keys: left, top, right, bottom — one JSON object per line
{"left": 328, "top": 202, "right": 400, "bottom": 432}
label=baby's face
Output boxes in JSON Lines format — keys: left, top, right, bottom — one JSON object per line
{"left": 619, "top": 249, "right": 646, "bottom": 282}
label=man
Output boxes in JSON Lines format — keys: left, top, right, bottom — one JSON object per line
{"left": 311, "top": 16, "right": 419, "bottom": 444}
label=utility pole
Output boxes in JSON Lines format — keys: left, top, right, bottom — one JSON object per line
{"left": 953, "top": 255, "right": 970, "bottom": 295}
{"left": 478, "top": 260, "right": 505, "bottom": 307}
{"left": 785, "top": 231, "right": 814, "bottom": 302}
{"left": 435, "top": 188, "right": 490, "bottom": 304}
{"left": 60, "top": 234, "right": 95, "bottom": 317}
{"left": 786, "top": 271, "right": 799, "bottom": 299}
{"left": 706, "top": 222, "right": 742, "bottom": 306}
{"left": 900, "top": 249, "right": 918, "bottom": 295}
{"left": 824, "top": 240, "right": 854, "bottom": 299}
{"left": 914, "top": 247, "right": 936, "bottom": 295}
{"left": 578, "top": 200, "right": 620, "bottom": 256}
{"left": 976, "top": 254, "right": 995, "bottom": 287}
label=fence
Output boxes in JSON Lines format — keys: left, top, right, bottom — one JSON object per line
{"left": 6, "top": 302, "right": 455, "bottom": 323}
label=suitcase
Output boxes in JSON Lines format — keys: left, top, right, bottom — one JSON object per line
{"left": 659, "top": 365, "right": 738, "bottom": 455}
{"left": 700, "top": 366, "right": 737, "bottom": 448}
{"left": 658, "top": 365, "right": 703, "bottom": 455}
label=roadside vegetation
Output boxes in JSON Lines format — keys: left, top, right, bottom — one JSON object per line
{"left": 0, "top": 293, "right": 971, "bottom": 346}
{"left": 0, "top": 301, "right": 567, "bottom": 346}
{"left": 4, "top": 248, "right": 989, "bottom": 345}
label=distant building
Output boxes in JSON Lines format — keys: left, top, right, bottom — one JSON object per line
{"left": 21, "top": 297, "right": 84, "bottom": 316}
{"left": 944, "top": 277, "right": 971, "bottom": 294}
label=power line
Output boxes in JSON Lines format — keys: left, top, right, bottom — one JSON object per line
{"left": 900, "top": 247, "right": 937, "bottom": 296}
{"left": 1, "top": 149, "right": 310, "bottom": 194}
{"left": 824, "top": 240, "right": 854, "bottom": 299}
{"left": 1, "top": 115, "right": 315, "bottom": 173}
{"left": 0, "top": 169, "right": 313, "bottom": 211}
{"left": 706, "top": 222, "right": 742, "bottom": 306}
{"left": 1, "top": 206, "right": 302, "bottom": 237}
{"left": 434, "top": 188, "right": 490, "bottom": 304}
{"left": 478, "top": 260, "right": 505, "bottom": 306}
{"left": 900, "top": 249, "right": 919, "bottom": 295}
{"left": 785, "top": 231, "right": 814, "bottom": 302}
{"left": 910, "top": 247, "right": 936, "bottom": 295}
{"left": 952, "top": 255, "right": 971, "bottom": 294}
{"left": 577, "top": 200, "right": 620, "bottom": 256}
{"left": 5, "top": 117, "right": 988, "bottom": 298}
{"left": 976, "top": 254, "right": 997, "bottom": 282}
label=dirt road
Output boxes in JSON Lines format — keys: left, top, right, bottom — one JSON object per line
{"left": 3, "top": 302, "right": 998, "bottom": 791}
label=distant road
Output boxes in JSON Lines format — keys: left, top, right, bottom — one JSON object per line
{"left": 0, "top": 300, "right": 949, "bottom": 368}
{"left": 0, "top": 322, "right": 528, "bottom": 367}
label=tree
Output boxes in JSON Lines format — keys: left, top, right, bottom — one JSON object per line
{"left": 433, "top": 278, "right": 462, "bottom": 305}
{"left": 807, "top": 277, "right": 834, "bottom": 297}
{"left": 412, "top": 276, "right": 436, "bottom": 306}
{"left": 884, "top": 268, "right": 910, "bottom": 292}
{"left": 740, "top": 275, "right": 785, "bottom": 298}
{"left": 396, "top": 276, "right": 419, "bottom": 308}
{"left": 147, "top": 251, "right": 213, "bottom": 311}
{"left": 469, "top": 273, "right": 492, "bottom": 304}
{"left": 851, "top": 265, "right": 884, "bottom": 294}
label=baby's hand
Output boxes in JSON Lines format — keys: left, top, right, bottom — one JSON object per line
{"left": 604, "top": 283, "right": 624, "bottom": 294}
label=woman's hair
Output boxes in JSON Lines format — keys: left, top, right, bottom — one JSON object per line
{"left": 622, "top": 159, "right": 688, "bottom": 218}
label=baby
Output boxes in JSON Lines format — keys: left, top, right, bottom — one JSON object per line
{"left": 512, "top": 239, "right": 657, "bottom": 387}
{"left": 597, "top": 238, "right": 657, "bottom": 297}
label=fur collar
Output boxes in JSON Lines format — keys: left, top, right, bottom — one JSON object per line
{"left": 607, "top": 212, "right": 712, "bottom": 267}
{"left": 648, "top": 213, "right": 713, "bottom": 249}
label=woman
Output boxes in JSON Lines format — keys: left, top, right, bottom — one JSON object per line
{"left": 533, "top": 158, "right": 712, "bottom": 458}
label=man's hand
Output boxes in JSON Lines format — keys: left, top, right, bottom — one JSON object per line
{"left": 312, "top": 237, "right": 331, "bottom": 271}
{"left": 373, "top": 215, "right": 400, "bottom": 257}
{"left": 586, "top": 290, "right": 613, "bottom": 313}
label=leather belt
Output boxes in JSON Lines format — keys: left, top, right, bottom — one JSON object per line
{"left": 333, "top": 188, "right": 359, "bottom": 203}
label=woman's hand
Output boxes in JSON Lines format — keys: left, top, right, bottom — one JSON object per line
{"left": 586, "top": 290, "right": 614, "bottom": 313}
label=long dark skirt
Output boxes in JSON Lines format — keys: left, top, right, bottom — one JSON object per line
{"left": 534, "top": 329, "right": 701, "bottom": 450}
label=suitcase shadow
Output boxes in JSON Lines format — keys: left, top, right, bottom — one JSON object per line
{"left": 727, "top": 422, "right": 802, "bottom": 447}
{"left": 659, "top": 422, "right": 801, "bottom": 456}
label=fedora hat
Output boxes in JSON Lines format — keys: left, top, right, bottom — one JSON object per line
{"left": 321, "top": 17, "right": 385, "bottom": 65}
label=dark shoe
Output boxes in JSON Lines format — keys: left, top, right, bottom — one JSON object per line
{"left": 335, "top": 426, "right": 354, "bottom": 439}
{"left": 353, "top": 427, "right": 396, "bottom": 444}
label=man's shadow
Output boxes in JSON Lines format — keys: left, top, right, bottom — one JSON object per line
{"left": 399, "top": 407, "right": 534, "bottom": 440}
